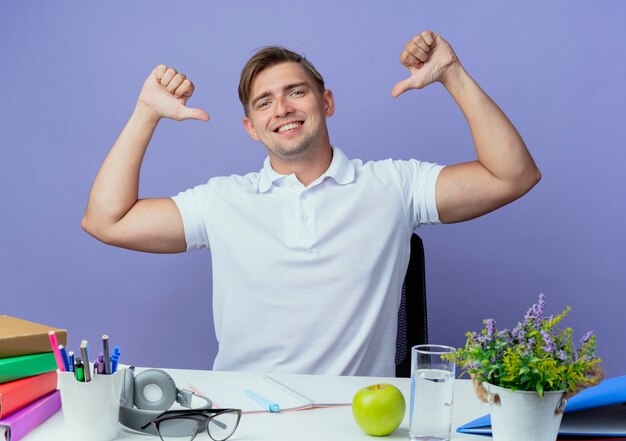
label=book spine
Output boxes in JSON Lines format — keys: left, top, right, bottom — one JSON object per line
{"left": 0, "top": 371, "right": 58, "bottom": 418}
{"left": 0, "top": 353, "right": 57, "bottom": 384}
{"left": 0, "top": 330, "right": 68, "bottom": 359}
{"left": 0, "top": 390, "right": 61, "bottom": 441}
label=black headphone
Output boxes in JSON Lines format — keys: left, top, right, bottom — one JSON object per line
{"left": 119, "top": 366, "right": 212, "bottom": 436}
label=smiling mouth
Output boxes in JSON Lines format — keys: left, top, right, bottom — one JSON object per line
{"left": 274, "top": 121, "right": 303, "bottom": 133}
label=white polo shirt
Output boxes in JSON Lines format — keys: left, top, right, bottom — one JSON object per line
{"left": 172, "top": 147, "right": 443, "bottom": 376}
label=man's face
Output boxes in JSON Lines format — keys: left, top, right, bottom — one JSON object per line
{"left": 243, "top": 62, "right": 334, "bottom": 164}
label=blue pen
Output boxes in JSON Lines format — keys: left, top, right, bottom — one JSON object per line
{"left": 245, "top": 389, "right": 280, "bottom": 412}
{"left": 111, "top": 345, "right": 121, "bottom": 373}
{"left": 59, "top": 345, "right": 70, "bottom": 371}
{"left": 111, "top": 354, "right": 119, "bottom": 373}
{"left": 68, "top": 351, "right": 75, "bottom": 372}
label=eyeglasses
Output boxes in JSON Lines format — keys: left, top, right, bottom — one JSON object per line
{"left": 141, "top": 408, "right": 242, "bottom": 441}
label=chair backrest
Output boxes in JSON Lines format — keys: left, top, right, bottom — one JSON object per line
{"left": 395, "top": 233, "right": 428, "bottom": 378}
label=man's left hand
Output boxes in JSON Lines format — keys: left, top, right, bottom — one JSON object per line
{"left": 391, "top": 30, "right": 459, "bottom": 98}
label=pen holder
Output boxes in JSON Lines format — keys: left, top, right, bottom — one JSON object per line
{"left": 58, "top": 368, "right": 125, "bottom": 441}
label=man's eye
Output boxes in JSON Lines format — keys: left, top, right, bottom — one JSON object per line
{"left": 291, "top": 90, "right": 305, "bottom": 97}
{"left": 257, "top": 101, "right": 270, "bottom": 109}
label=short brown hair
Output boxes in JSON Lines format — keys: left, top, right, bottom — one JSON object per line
{"left": 238, "top": 46, "right": 325, "bottom": 116}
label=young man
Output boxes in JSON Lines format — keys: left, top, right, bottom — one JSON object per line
{"left": 82, "top": 31, "right": 540, "bottom": 376}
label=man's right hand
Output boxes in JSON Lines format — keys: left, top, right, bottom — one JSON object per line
{"left": 136, "top": 64, "right": 210, "bottom": 122}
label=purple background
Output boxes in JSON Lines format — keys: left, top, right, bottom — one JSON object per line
{"left": 1, "top": 1, "right": 624, "bottom": 377}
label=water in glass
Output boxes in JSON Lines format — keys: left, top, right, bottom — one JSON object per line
{"left": 409, "top": 368, "right": 454, "bottom": 441}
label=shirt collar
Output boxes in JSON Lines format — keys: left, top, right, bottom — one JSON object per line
{"left": 257, "top": 146, "right": 355, "bottom": 193}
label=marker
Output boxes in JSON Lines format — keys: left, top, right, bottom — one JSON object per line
{"left": 111, "top": 345, "right": 120, "bottom": 373}
{"left": 96, "top": 352, "right": 105, "bottom": 374}
{"left": 47, "top": 331, "right": 65, "bottom": 371}
{"left": 102, "top": 335, "right": 111, "bottom": 374}
{"left": 59, "top": 345, "right": 70, "bottom": 372}
{"left": 80, "top": 343, "right": 92, "bottom": 382}
{"left": 111, "top": 354, "right": 119, "bottom": 374}
{"left": 75, "top": 358, "right": 85, "bottom": 382}
{"left": 245, "top": 389, "right": 280, "bottom": 412}
{"left": 68, "top": 351, "right": 75, "bottom": 372}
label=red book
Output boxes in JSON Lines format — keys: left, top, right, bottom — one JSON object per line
{"left": 0, "top": 371, "right": 58, "bottom": 418}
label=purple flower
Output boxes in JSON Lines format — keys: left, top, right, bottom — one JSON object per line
{"left": 485, "top": 319, "right": 496, "bottom": 340}
{"left": 541, "top": 330, "right": 556, "bottom": 353}
{"left": 580, "top": 331, "right": 593, "bottom": 346}
{"left": 521, "top": 337, "right": 537, "bottom": 357}
{"left": 525, "top": 293, "right": 546, "bottom": 323}
{"left": 558, "top": 350, "right": 568, "bottom": 362}
{"left": 512, "top": 325, "right": 525, "bottom": 342}
{"left": 498, "top": 330, "right": 512, "bottom": 343}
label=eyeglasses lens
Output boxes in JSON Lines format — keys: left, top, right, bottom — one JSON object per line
{"left": 157, "top": 417, "right": 199, "bottom": 441}
{"left": 207, "top": 411, "right": 240, "bottom": 441}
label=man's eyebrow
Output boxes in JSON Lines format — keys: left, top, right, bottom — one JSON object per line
{"left": 251, "top": 82, "right": 310, "bottom": 107}
{"left": 252, "top": 90, "right": 272, "bottom": 107}
{"left": 283, "top": 81, "right": 309, "bottom": 91}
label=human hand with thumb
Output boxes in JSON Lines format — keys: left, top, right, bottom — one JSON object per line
{"left": 136, "top": 64, "right": 209, "bottom": 122}
{"left": 391, "top": 30, "right": 460, "bottom": 98}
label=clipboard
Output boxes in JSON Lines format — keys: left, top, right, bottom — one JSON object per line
{"left": 457, "top": 375, "right": 626, "bottom": 437}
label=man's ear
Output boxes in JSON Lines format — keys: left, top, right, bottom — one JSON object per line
{"left": 323, "top": 89, "right": 335, "bottom": 117}
{"left": 243, "top": 117, "right": 260, "bottom": 141}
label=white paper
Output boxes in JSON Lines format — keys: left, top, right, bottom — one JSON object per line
{"left": 193, "top": 374, "right": 354, "bottom": 413}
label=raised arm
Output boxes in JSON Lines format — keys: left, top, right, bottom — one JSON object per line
{"left": 392, "top": 31, "right": 541, "bottom": 223}
{"left": 81, "top": 65, "right": 209, "bottom": 252}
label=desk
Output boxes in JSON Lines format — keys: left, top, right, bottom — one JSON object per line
{"left": 22, "top": 368, "right": 490, "bottom": 441}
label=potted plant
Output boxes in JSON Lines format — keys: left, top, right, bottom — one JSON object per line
{"left": 447, "top": 293, "right": 603, "bottom": 441}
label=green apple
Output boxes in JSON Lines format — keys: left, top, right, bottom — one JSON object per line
{"left": 352, "top": 383, "right": 406, "bottom": 436}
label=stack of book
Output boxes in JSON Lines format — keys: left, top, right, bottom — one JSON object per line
{"left": 0, "top": 316, "right": 66, "bottom": 441}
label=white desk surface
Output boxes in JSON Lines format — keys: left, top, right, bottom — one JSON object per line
{"left": 23, "top": 368, "right": 491, "bottom": 441}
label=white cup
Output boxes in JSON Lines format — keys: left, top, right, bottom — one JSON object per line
{"left": 58, "top": 368, "right": 125, "bottom": 441}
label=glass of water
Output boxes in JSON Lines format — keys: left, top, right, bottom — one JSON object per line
{"left": 409, "top": 345, "right": 456, "bottom": 441}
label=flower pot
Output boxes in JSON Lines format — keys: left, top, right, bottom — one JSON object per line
{"left": 483, "top": 383, "right": 567, "bottom": 441}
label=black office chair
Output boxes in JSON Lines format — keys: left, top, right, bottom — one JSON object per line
{"left": 395, "top": 233, "right": 428, "bottom": 378}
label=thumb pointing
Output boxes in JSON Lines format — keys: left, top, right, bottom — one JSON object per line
{"left": 183, "top": 107, "right": 210, "bottom": 122}
{"left": 391, "top": 78, "right": 413, "bottom": 98}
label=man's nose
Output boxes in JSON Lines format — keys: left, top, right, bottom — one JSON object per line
{"left": 274, "top": 96, "right": 294, "bottom": 117}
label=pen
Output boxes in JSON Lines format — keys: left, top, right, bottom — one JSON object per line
{"left": 81, "top": 339, "right": 90, "bottom": 364}
{"left": 96, "top": 352, "right": 105, "bottom": 374}
{"left": 74, "top": 358, "right": 85, "bottom": 382}
{"left": 102, "top": 335, "right": 111, "bottom": 374}
{"left": 111, "top": 345, "right": 121, "bottom": 373}
{"left": 245, "top": 389, "right": 280, "bottom": 412}
{"left": 68, "top": 351, "right": 75, "bottom": 372}
{"left": 59, "top": 345, "right": 70, "bottom": 372}
{"left": 47, "top": 331, "right": 65, "bottom": 371}
{"left": 80, "top": 342, "right": 92, "bottom": 382}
